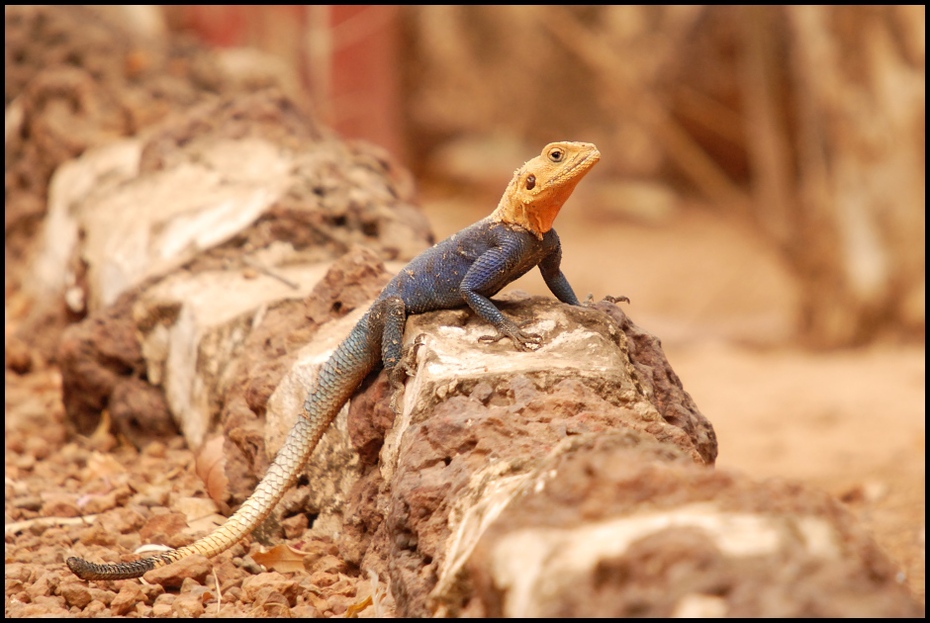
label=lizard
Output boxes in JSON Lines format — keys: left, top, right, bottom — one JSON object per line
{"left": 67, "top": 140, "right": 600, "bottom": 580}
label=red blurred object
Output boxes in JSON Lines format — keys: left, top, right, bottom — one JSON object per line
{"left": 169, "top": 6, "right": 405, "bottom": 162}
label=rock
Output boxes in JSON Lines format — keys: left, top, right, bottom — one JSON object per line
{"left": 241, "top": 572, "right": 300, "bottom": 607}
{"left": 341, "top": 295, "right": 716, "bottom": 616}
{"left": 58, "top": 580, "right": 93, "bottom": 608}
{"left": 48, "top": 90, "right": 431, "bottom": 455}
{"left": 138, "top": 512, "right": 189, "bottom": 544}
{"left": 143, "top": 554, "right": 211, "bottom": 589}
{"left": 110, "top": 582, "right": 146, "bottom": 615}
{"left": 5, "top": 6, "right": 308, "bottom": 360}
{"left": 461, "top": 432, "right": 921, "bottom": 617}
{"left": 5, "top": 335, "right": 34, "bottom": 374}
{"left": 170, "top": 591, "right": 206, "bottom": 617}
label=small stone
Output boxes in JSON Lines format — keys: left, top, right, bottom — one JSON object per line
{"left": 143, "top": 440, "right": 168, "bottom": 458}
{"left": 88, "top": 587, "right": 114, "bottom": 606}
{"left": 24, "top": 573, "right": 50, "bottom": 599}
{"left": 110, "top": 582, "right": 145, "bottom": 615}
{"left": 143, "top": 554, "right": 211, "bottom": 588}
{"left": 171, "top": 592, "right": 206, "bottom": 617}
{"left": 138, "top": 581, "right": 165, "bottom": 603}
{"left": 241, "top": 572, "right": 300, "bottom": 606}
{"left": 152, "top": 593, "right": 175, "bottom": 610}
{"left": 81, "top": 490, "right": 120, "bottom": 515}
{"left": 282, "top": 512, "right": 309, "bottom": 539}
{"left": 307, "top": 553, "right": 348, "bottom": 576}
{"left": 59, "top": 581, "right": 93, "bottom": 608}
{"left": 39, "top": 495, "right": 79, "bottom": 518}
{"left": 139, "top": 511, "right": 188, "bottom": 541}
{"left": 25, "top": 436, "right": 51, "bottom": 460}
{"left": 84, "top": 600, "right": 110, "bottom": 616}
{"left": 6, "top": 336, "right": 34, "bottom": 374}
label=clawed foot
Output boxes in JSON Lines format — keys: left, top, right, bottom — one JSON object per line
{"left": 605, "top": 294, "right": 630, "bottom": 304}
{"left": 478, "top": 322, "right": 543, "bottom": 352}
{"left": 386, "top": 334, "right": 426, "bottom": 391}
{"left": 388, "top": 364, "right": 408, "bottom": 391}
{"left": 584, "top": 293, "right": 630, "bottom": 306}
{"left": 387, "top": 362, "right": 412, "bottom": 414}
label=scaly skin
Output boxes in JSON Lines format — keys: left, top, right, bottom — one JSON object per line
{"left": 67, "top": 141, "right": 599, "bottom": 580}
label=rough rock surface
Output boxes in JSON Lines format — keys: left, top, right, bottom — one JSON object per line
{"left": 327, "top": 295, "right": 716, "bottom": 616}
{"left": 5, "top": 5, "right": 295, "bottom": 357}
{"left": 50, "top": 90, "right": 431, "bottom": 468}
{"left": 463, "top": 432, "right": 921, "bottom": 617}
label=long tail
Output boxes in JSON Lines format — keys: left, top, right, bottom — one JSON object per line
{"left": 67, "top": 314, "right": 380, "bottom": 580}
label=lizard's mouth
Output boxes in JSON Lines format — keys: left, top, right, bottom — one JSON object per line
{"left": 557, "top": 149, "right": 600, "bottom": 180}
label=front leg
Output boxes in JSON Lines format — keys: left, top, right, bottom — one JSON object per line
{"left": 538, "top": 232, "right": 581, "bottom": 306}
{"left": 459, "top": 247, "right": 543, "bottom": 351}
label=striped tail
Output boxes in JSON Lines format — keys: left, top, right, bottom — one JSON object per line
{"left": 68, "top": 316, "right": 380, "bottom": 580}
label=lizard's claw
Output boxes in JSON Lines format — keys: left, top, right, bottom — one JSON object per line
{"left": 386, "top": 333, "right": 427, "bottom": 391}
{"left": 478, "top": 327, "right": 543, "bottom": 352}
{"left": 387, "top": 361, "right": 414, "bottom": 414}
{"left": 584, "top": 294, "right": 630, "bottom": 306}
{"left": 605, "top": 294, "right": 631, "bottom": 304}
{"left": 388, "top": 364, "right": 408, "bottom": 391}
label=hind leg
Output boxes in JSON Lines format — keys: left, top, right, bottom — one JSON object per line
{"left": 369, "top": 296, "right": 407, "bottom": 388}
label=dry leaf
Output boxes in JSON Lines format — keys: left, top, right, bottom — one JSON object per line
{"left": 89, "top": 409, "right": 117, "bottom": 451}
{"left": 345, "top": 595, "right": 372, "bottom": 618}
{"left": 195, "top": 435, "right": 229, "bottom": 507}
{"left": 251, "top": 543, "right": 308, "bottom": 574}
{"left": 173, "top": 496, "right": 224, "bottom": 533}
{"left": 85, "top": 451, "right": 126, "bottom": 480}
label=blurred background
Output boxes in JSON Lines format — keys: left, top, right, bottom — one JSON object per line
{"left": 5, "top": 5, "right": 924, "bottom": 600}
{"left": 154, "top": 5, "right": 924, "bottom": 349}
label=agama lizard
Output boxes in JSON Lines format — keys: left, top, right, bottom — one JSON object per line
{"left": 67, "top": 141, "right": 600, "bottom": 580}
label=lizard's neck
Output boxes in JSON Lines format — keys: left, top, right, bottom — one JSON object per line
{"left": 489, "top": 141, "right": 599, "bottom": 240}
{"left": 491, "top": 187, "right": 572, "bottom": 239}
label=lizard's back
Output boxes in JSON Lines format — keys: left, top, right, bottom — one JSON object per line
{"left": 381, "top": 217, "right": 560, "bottom": 314}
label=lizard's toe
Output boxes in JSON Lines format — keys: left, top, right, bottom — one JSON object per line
{"left": 478, "top": 328, "right": 543, "bottom": 352}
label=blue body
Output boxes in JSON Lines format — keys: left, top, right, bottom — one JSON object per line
{"left": 381, "top": 216, "right": 579, "bottom": 318}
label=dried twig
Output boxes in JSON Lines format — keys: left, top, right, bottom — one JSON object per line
{"left": 5, "top": 515, "right": 97, "bottom": 535}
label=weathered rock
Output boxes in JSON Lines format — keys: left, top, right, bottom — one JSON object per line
{"left": 5, "top": 6, "right": 306, "bottom": 360}
{"left": 48, "top": 90, "right": 431, "bottom": 451}
{"left": 240, "top": 572, "right": 301, "bottom": 607}
{"left": 461, "top": 432, "right": 921, "bottom": 617}
{"left": 143, "top": 554, "right": 212, "bottom": 589}
{"left": 59, "top": 248, "right": 730, "bottom": 615}
{"left": 335, "top": 295, "right": 716, "bottom": 616}
{"left": 231, "top": 246, "right": 395, "bottom": 513}
{"left": 36, "top": 89, "right": 425, "bottom": 318}
{"left": 301, "top": 294, "right": 918, "bottom": 617}
{"left": 109, "top": 582, "right": 146, "bottom": 615}
{"left": 592, "top": 299, "right": 718, "bottom": 465}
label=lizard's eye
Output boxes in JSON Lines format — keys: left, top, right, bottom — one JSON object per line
{"left": 525, "top": 174, "right": 536, "bottom": 190}
{"left": 548, "top": 149, "right": 563, "bottom": 162}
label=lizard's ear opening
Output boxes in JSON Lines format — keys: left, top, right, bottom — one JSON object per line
{"left": 525, "top": 174, "right": 536, "bottom": 190}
